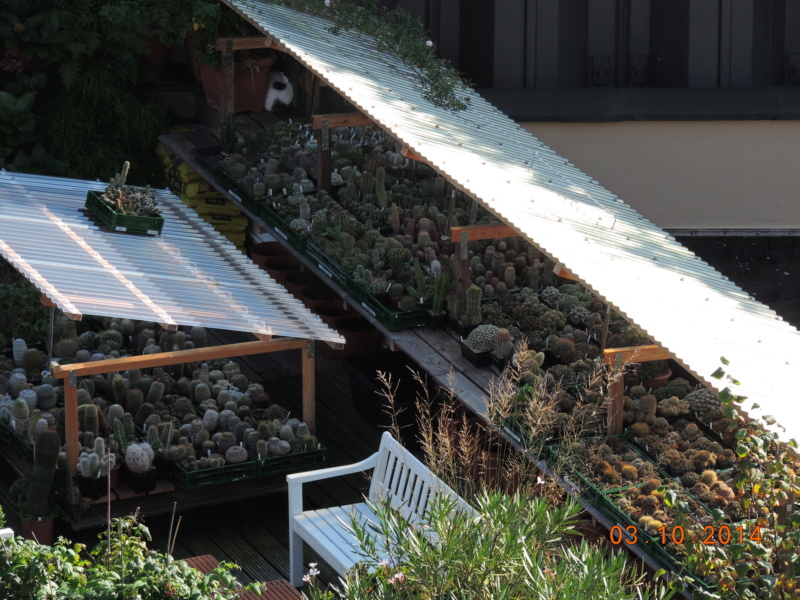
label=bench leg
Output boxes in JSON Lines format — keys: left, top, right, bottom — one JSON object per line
{"left": 289, "top": 527, "right": 304, "bottom": 587}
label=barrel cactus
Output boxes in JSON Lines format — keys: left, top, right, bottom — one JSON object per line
{"left": 464, "top": 325, "right": 500, "bottom": 353}
{"left": 125, "top": 442, "right": 154, "bottom": 474}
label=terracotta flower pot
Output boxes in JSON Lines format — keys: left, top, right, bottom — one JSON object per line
{"left": 314, "top": 301, "right": 351, "bottom": 326}
{"left": 250, "top": 241, "right": 288, "bottom": 269}
{"left": 20, "top": 516, "right": 54, "bottom": 546}
{"left": 199, "top": 55, "right": 276, "bottom": 114}
{"left": 640, "top": 368, "right": 672, "bottom": 390}
{"left": 263, "top": 255, "right": 298, "bottom": 287}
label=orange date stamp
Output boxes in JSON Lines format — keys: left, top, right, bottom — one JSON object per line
{"left": 610, "top": 524, "right": 762, "bottom": 545}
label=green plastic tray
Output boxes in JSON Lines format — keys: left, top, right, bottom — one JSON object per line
{"left": 85, "top": 191, "right": 164, "bottom": 235}
{"left": 171, "top": 458, "right": 256, "bottom": 489}
{"left": 249, "top": 444, "right": 327, "bottom": 478}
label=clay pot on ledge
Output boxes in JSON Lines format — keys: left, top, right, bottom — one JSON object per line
{"left": 199, "top": 54, "right": 277, "bottom": 114}
{"left": 640, "top": 368, "right": 672, "bottom": 390}
{"left": 20, "top": 516, "right": 54, "bottom": 546}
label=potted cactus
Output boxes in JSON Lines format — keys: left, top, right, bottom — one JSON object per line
{"left": 16, "top": 428, "right": 61, "bottom": 545}
{"left": 122, "top": 441, "right": 157, "bottom": 493}
{"left": 85, "top": 161, "right": 164, "bottom": 236}
{"left": 427, "top": 273, "right": 449, "bottom": 330}
{"left": 636, "top": 360, "right": 672, "bottom": 390}
{"left": 489, "top": 328, "right": 514, "bottom": 371}
{"left": 76, "top": 437, "right": 115, "bottom": 500}
{"left": 459, "top": 324, "right": 499, "bottom": 367}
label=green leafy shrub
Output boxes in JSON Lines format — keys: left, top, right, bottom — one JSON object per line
{"left": 0, "top": 513, "right": 261, "bottom": 600}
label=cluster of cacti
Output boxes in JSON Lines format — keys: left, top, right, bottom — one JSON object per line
{"left": 79, "top": 437, "right": 116, "bottom": 478}
{"left": 561, "top": 437, "right": 657, "bottom": 491}
{"left": 463, "top": 324, "right": 499, "bottom": 353}
{"left": 683, "top": 388, "right": 721, "bottom": 417}
{"left": 100, "top": 161, "right": 160, "bottom": 217}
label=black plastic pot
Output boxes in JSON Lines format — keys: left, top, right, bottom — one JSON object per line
{"left": 459, "top": 340, "right": 491, "bottom": 367}
{"left": 123, "top": 466, "right": 158, "bottom": 493}
{"left": 427, "top": 311, "right": 448, "bottom": 330}
{"left": 76, "top": 474, "right": 108, "bottom": 499}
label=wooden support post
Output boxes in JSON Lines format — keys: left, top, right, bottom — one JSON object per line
{"left": 220, "top": 38, "right": 234, "bottom": 118}
{"left": 64, "top": 373, "right": 79, "bottom": 477}
{"left": 607, "top": 353, "right": 624, "bottom": 436}
{"left": 317, "top": 118, "right": 331, "bottom": 192}
{"left": 302, "top": 340, "right": 316, "bottom": 434}
{"left": 552, "top": 262, "right": 578, "bottom": 281}
{"left": 399, "top": 144, "right": 425, "bottom": 162}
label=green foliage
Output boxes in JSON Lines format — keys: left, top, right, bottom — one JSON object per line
{"left": 0, "top": 0, "right": 168, "bottom": 181}
{"left": 0, "top": 260, "right": 52, "bottom": 346}
{"left": 306, "top": 490, "right": 678, "bottom": 600}
{"left": 269, "top": 0, "right": 471, "bottom": 112}
{"left": 0, "top": 513, "right": 262, "bottom": 599}
{"left": 663, "top": 361, "right": 800, "bottom": 599}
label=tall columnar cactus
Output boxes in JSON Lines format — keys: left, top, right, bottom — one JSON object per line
{"left": 459, "top": 285, "right": 483, "bottom": 328}
{"left": 27, "top": 429, "right": 60, "bottom": 518}
{"left": 504, "top": 265, "right": 516, "bottom": 289}
{"left": 438, "top": 253, "right": 454, "bottom": 283}
{"left": 81, "top": 404, "right": 99, "bottom": 437}
{"left": 431, "top": 176, "right": 445, "bottom": 199}
{"left": 412, "top": 258, "right": 428, "bottom": 302}
{"left": 431, "top": 273, "right": 449, "bottom": 315}
{"left": 13, "top": 338, "right": 28, "bottom": 367}
{"left": 375, "top": 167, "right": 388, "bottom": 208}
{"left": 492, "top": 328, "right": 514, "bottom": 359}
{"left": 112, "top": 375, "right": 128, "bottom": 406}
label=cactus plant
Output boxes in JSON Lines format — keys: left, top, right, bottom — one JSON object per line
{"left": 124, "top": 442, "right": 154, "bottom": 474}
{"left": 25, "top": 429, "right": 60, "bottom": 518}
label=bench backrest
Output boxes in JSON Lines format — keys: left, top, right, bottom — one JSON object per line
{"left": 368, "top": 432, "right": 474, "bottom": 521}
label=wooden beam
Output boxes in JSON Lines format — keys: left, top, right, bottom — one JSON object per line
{"left": 450, "top": 224, "right": 518, "bottom": 243}
{"left": 40, "top": 294, "right": 56, "bottom": 308}
{"left": 214, "top": 36, "right": 286, "bottom": 53}
{"left": 399, "top": 144, "right": 424, "bottom": 162}
{"left": 607, "top": 353, "right": 625, "bottom": 436}
{"left": 65, "top": 377, "right": 79, "bottom": 477}
{"left": 603, "top": 344, "right": 671, "bottom": 367}
{"left": 317, "top": 119, "right": 331, "bottom": 191}
{"left": 302, "top": 341, "right": 316, "bottom": 434}
{"left": 50, "top": 339, "right": 307, "bottom": 379}
{"left": 552, "top": 262, "right": 578, "bottom": 282}
{"left": 311, "top": 112, "right": 373, "bottom": 129}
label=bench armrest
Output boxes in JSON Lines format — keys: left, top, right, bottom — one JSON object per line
{"left": 287, "top": 451, "right": 380, "bottom": 517}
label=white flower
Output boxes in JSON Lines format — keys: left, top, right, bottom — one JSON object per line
{"left": 425, "top": 40, "right": 433, "bottom": 47}
{"left": 324, "top": 0, "right": 331, "bottom": 5}
{"left": 389, "top": 572, "right": 406, "bottom": 585}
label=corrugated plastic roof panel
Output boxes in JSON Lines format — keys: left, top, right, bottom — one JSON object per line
{"left": 0, "top": 171, "right": 344, "bottom": 345}
{"left": 229, "top": 0, "right": 800, "bottom": 440}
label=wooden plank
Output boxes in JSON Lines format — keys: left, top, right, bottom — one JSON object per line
{"left": 552, "top": 261, "right": 578, "bottom": 281}
{"left": 399, "top": 143, "right": 425, "bottom": 162}
{"left": 311, "top": 112, "right": 373, "bottom": 129}
{"left": 302, "top": 341, "right": 316, "bottom": 434}
{"left": 607, "top": 354, "right": 624, "bottom": 436}
{"left": 50, "top": 339, "right": 307, "bottom": 379}
{"left": 602, "top": 344, "right": 671, "bottom": 367}
{"left": 215, "top": 36, "right": 285, "bottom": 52}
{"left": 450, "top": 224, "right": 518, "bottom": 242}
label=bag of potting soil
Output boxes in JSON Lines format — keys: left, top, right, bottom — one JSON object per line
{"left": 182, "top": 195, "right": 242, "bottom": 217}
{"left": 169, "top": 177, "right": 217, "bottom": 198}
{"left": 204, "top": 213, "right": 248, "bottom": 232}
{"left": 221, "top": 230, "right": 247, "bottom": 246}
{"left": 168, "top": 160, "right": 205, "bottom": 183}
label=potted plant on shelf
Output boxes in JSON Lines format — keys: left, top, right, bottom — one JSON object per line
{"left": 85, "top": 161, "right": 164, "bottom": 235}
{"left": 636, "top": 359, "right": 672, "bottom": 390}
{"left": 76, "top": 437, "right": 115, "bottom": 500}
{"left": 188, "top": 4, "right": 277, "bottom": 114}
{"left": 14, "top": 429, "right": 61, "bottom": 545}
{"left": 123, "top": 441, "right": 158, "bottom": 493}
{"left": 427, "top": 273, "right": 449, "bottom": 329}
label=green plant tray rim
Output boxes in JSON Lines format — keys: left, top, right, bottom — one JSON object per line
{"left": 0, "top": 420, "right": 34, "bottom": 463}
{"left": 85, "top": 191, "right": 164, "bottom": 235}
{"left": 249, "top": 444, "right": 327, "bottom": 477}
{"left": 171, "top": 458, "right": 257, "bottom": 489}
{"left": 344, "top": 276, "right": 429, "bottom": 331}
{"left": 257, "top": 203, "right": 308, "bottom": 254}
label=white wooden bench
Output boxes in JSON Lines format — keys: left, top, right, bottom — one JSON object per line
{"left": 0, "top": 528, "right": 14, "bottom": 541}
{"left": 286, "top": 431, "right": 473, "bottom": 587}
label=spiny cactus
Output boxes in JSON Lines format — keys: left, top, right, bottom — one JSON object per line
{"left": 458, "top": 285, "right": 482, "bottom": 328}
{"left": 464, "top": 324, "right": 500, "bottom": 353}
{"left": 125, "top": 442, "right": 154, "bottom": 474}
{"left": 27, "top": 429, "right": 60, "bottom": 518}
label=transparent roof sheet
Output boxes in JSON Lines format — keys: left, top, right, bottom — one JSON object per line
{"left": 0, "top": 171, "right": 344, "bottom": 345}
{"left": 229, "top": 0, "right": 800, "bottom": 441}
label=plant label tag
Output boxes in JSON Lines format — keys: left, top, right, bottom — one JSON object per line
{"left": 115, "top": 226, "right": 127, "bottom": 232}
